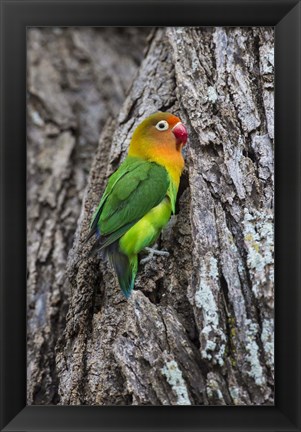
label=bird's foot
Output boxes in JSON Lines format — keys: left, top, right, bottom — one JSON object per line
{"left": 140, "top": 245, "right": 170, "bottom": 264}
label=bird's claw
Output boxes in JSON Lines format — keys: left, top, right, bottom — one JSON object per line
{"left": 140, "top": 245, "right": 170, "bottom": 264}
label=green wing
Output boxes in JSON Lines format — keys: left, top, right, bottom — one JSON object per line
{"left": 90, "top": 157, "right": 170, "bottom": 247}
{"left": 89, "top": 157, "right": 144, "bottom": 232}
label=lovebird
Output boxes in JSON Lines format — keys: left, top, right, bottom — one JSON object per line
{"left": 87, "top": 112, "right": 188, "bottom": 298}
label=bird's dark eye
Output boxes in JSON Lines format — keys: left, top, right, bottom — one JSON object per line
{"left": 155, "top": 120, "right": 169, "bottom": 131}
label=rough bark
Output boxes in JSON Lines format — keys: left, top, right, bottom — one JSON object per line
{"left": 28, "top": 27, "right": 274, "bottom": 406}
{"left": 27, "top": 27, "right": 150, "bottom": 404}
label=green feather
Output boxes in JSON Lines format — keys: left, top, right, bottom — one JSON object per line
{"left": 98, "top": 157, "right": 169, "bottom": 235}
{"left": 167, "top": 180, "right": 178, "bottom": 214}
{"left": 88, "top": 156, "right": 171, "bottom": 298}
{"left": 107, "top": 244, "right": 138, "bottom": 298}
{"left": 90, "top": 157, "right": 146, "bottom": 231}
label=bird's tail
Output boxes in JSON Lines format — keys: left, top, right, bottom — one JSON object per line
{"left": 106, "top": 243, "right": 138, "bottom": 299}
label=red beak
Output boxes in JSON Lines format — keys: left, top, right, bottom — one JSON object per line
{"left": 172, "top": 122, "right": 188, "bottom": 146}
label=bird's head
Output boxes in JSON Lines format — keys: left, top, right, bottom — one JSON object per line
{"left": 128, "top": 112, "right": 188, "bottom": 159}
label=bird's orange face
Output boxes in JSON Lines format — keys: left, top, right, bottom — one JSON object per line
{"left": 128, "top": 111, "right": 187, "bottom": 184}
{"left": 129, "top": 112, "right": 188, "bottom": 158}
{"left": 144, "top": 112, "right": 188, "bottom": 148}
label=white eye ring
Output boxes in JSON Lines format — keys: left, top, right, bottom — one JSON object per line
{"left": 155, "top": 120, "right": 169, "bottom": 131}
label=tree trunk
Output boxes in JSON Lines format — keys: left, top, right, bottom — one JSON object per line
{"left": 27, "top": 27, "right": 150, "bottom": 404}
{"left": 28, "top": 26, "right": 274, "bottom": 406}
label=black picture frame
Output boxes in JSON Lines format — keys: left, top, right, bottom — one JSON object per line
{"left": 0, "top": 0, "right": 300, "bottom": 431}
